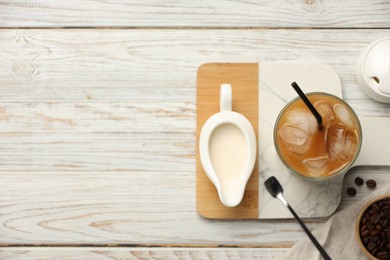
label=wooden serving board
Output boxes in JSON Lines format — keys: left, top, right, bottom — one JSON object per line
{"left": 196, "top": 63, "right": 259, "bottom": 219}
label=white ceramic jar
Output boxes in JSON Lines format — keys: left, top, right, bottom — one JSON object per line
{"left": 356, "top": 36, "right": 390, "bottom": 103}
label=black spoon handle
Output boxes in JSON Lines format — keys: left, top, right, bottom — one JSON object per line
{"left": 287, "top": 204, "right": 332, "bottom": 260}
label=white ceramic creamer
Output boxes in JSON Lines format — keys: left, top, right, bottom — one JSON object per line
{"left": 199, "top": 84, "right": 257, "bottom": 207}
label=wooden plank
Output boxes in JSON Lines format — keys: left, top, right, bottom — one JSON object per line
{"left": 0, "top": 169, "right": 388, "bottom": 245}
{"left": 0, "top": 1, "right": 389, "bottom": 28}
{"left": 0, "top": 133, "right": 194, "bottom": 172}
{"left": 0, "top": 29, "right": 389, "bottom": 105}
{"left": 0, "top": 102, "right": 194, "bottom": 134}
{"left": 0, "top": 101, "right": 194, "bottom": 171}
{"left": 0, "top": 247, "right": 289, "bottom": 260}
{"left": 196, "top": 63, "right": 258, "bottom": 219}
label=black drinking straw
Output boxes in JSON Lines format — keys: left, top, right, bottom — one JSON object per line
{"left": 291, "top": 82, "right": 323, "bottom": 130}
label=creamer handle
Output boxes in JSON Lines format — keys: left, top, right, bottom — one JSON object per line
{"left": 220, "top": 84, "right": 232, "bottom": 112}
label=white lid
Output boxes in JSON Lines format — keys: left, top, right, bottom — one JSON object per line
{"left": 356, "top": 36, "right": 390, "bottom": 103}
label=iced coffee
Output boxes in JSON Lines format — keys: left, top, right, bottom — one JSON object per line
{"left": 274, "top": 93, "right": 362, "bottom": 179}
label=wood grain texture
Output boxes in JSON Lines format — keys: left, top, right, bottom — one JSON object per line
{"left": 0, "top": 169, "right": 389, "bottom": 245}
{"left": 0, "top": 248, "right": 288, "bottom": 260}
{"left": 0, "top": 29, "right": 389, "bottom": 105}
{"left": 1, "top": 1, "right": 389, "bottom": 28}
{"left": 196, "top": 63, "right": 258, "bottom": 219}
{"left": 0, "top": 101, "right": 194, "bottom": 171}
{"left": 1, "top": 0, "right": 389, "bottom": 257}
{"left": 0, "top": 102, "right": 194, "bottom": 134}
{"left": 0, "top": 29, "right": 389, "bottom": 250}
{"left": 0, "top": 134, "right": 193, "bottom": 172}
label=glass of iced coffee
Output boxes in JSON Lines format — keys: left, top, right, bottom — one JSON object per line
{"left": 274, "top": 93, "right": 362, "bottom": 180}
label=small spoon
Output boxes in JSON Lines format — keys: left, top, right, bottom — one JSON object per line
{"left": 265, "top": 176, "right": 332, "bottom": 260}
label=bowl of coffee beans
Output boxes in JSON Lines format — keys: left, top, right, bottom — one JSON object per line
{"left": 356, "top": 195, "right": 390, "bottom": 259}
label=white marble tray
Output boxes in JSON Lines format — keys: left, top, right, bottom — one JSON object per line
{"left": 259, "top": 61, "right": 390, "bottom": 219}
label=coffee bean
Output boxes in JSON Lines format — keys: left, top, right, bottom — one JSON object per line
{"left": 371, "top": 229, "right": 380, "bottom": 236}
{"left": 383, "top": 219, "right": 389, "bottom": 228}
{"left": 355, "top": 177, "right": 364, "bottom": 186}
{"left": 377, "top": 252, "right": 390, "bottom": 260}
{"left": 366, "top": 179, "right": 377, "bottom": 188}
{"left": 379, "top": 240, "right": 386, "bottom": 250}
{"left": 373, "top": 203, "right": 380, "bottom": 212}
{"left": 372, "top": 235, "right": 379, "bottom": 242}
{"left": 361, "top": 224, "right": 368, "bottom": 232}
{"left": 384, "top": 210, "right": 390, "bottom": 219}
{"left": 371, "top": 247, "right": 379, "bottom": 256}
{"left": 361, "top": 229, "right": 370, "bottom": 238}
{"left": 367, "top": 241, "right": 376, "bottom": 251}
{"left": 370, "top": 214, "right": 381, "bottom": 224}
{"left": 368, "top": 221, "right": 375, "bottom": 230}
{"left": 347, "top": 187, "right": 356, "bottom": 196}
{"left": 369, "top": 213, "right": 376, "bottom": 223}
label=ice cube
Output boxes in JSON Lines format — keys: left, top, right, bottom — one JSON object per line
{"left": 334, "top": 104, "right": 354, "bottom": 128}
{"left": 302, "top": 155, "right": 329, "bottom": 176}
{"left": 327, "top": 125, "right": 358, "bottom": 161}
{"left": 278, "top": 124, "right": 310, "bottom": 155}
{"left": 285, "top": 109, "right": 317, "bottom": 135}
{"left": 327, "top": 126, "right": 345, "bottom": 161}
{"left": 314, "top": 101, "right": 334, "bottom": 123}
{"left": 340, "top": 130, "right": 358, "bottom": 161}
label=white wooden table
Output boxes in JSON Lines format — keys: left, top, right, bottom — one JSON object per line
{"left": 0, "top": 1, "right": 389, "bottom": 259}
